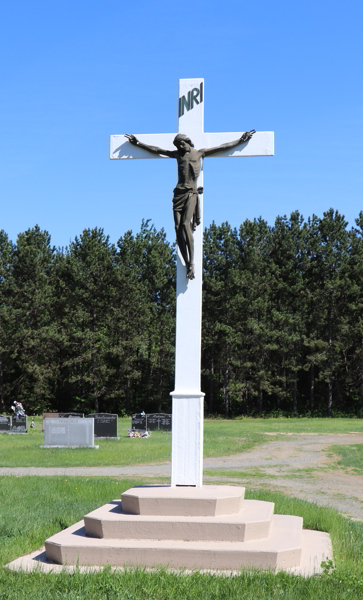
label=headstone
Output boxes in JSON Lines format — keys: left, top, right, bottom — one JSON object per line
{"left": 131, "top": 413, "right": 147, "bottom": 431}
{"left": 42, "top": 418, "right": 98, "bottom": 448}
{"left": 0, "top": 416, "right": 12, "bottom": 432}
{"left": 159, "top": 413, "right": 172, "bottom": 431}
{"left": 59, "top": 412, "right": 84, "bottom": 418}
{"left": 10, "top": 415, "right": 28, "bottom": 434}
{"left": 42, "top": 412, "right": 61, "bottom": 432}
{"left": 87, "top": 413, "right": 118, "bottom": 438}
{"left": 146, "top": 413, "right": 172, "bottom": 431}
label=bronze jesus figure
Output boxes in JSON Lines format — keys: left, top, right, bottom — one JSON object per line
{"left": 125, "top": 130, "right": 255, "bottom": 280}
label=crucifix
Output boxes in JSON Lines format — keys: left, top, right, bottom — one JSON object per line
{"left": 110, "top": 78, "right": 275, "bottom": 487}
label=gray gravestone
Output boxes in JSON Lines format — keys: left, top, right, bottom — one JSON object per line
{"left": 42, "top": 412, "right": 61, "bottom": 433}
{"left": 131, "top": 413, "right": 147, "bottom": 431}
{"left": 159, "top": 413, "right": 172, "bottom": 431}
{"left": 0, "top": 416, "right": 12, "bottom": 433}
{"left": 42, "top": 418, "right": 98, "bottom": 448}
{"left": 10, "top": 415, "right": 28, "bottom": 434}
{"left": 59, "top": 413, "right": 84, "bottom": 418}
{"left": 146, "top": 413, "right": 172, "bottom": 431}
{"left": 87, "top": 413, "right": 118, "bottom": 438}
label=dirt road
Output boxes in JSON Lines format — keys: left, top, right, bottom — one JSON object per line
{"left": 1, "top": 433, "right": 362, "bottom": 520}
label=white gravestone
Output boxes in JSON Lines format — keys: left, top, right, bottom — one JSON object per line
{"left": 110, "top": 79, "right": 275, "bottom": 486}
{"left": 42, "top": 418, "right": 98, "bottom": 448}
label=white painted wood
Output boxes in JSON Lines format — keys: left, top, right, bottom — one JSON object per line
{"left": 171, "top": 394, "right": 204, "bottom": 487}
{"left": 110, "top": 131, "right": 275, "bottom": 160}
{"left": 171, "top": 78, "right": 205, "bottom": 487}
{"left": 110, "top": 134, "right": 176, "bottom": 159}
{"left": 110, "top": 78, "right": 275, "bottom": 488}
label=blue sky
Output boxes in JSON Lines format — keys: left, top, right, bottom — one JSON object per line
{"left": 1, "top": 0, "right": 362, "bottom": 249}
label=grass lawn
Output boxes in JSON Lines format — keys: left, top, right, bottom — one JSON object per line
{"left": 204, "top": 469, "right": 271, "bottom": 479}
{"left": 328, "top": 444, "right": 363, "bottom": 474}
{"left": 0, "top": 476, "right": 362, "bottom": 599}
{"left": 0, "top": 417, "right": 362, "bottom": 468}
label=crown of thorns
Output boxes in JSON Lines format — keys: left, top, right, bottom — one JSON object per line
{"left": 173, "top": 134, "right": 194, "bottom": 148}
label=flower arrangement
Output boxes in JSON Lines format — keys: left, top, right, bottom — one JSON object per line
{"left": 127, "top": 429, "right": 152, "bottom": 438}
{"left": 10, "top": 401, "right": 25, "bottom": 417}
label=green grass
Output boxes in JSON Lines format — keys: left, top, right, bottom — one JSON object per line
{"left": 0, "top": 417, "right": 362, "bottom": 468}
{"left": 204, "top": 469, "right": 271, "bottom": 478}
{"left": 327, "top": 444, "right": 363, "bottom": 474}
{"left": 205, "top": 467, "right": 324, "bottom": 481}
{"left": 0, "top": 477, "right": 363, "bottom": 599}
{"left": 0, "top": 418, "right": 172, "bottom": 468}
{"left": 225, "top": 417, "right": 363, "bottom": 434}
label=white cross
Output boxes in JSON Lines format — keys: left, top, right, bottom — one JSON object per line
{"left": 110, "top": 78, "right": 275, "bottom": 486}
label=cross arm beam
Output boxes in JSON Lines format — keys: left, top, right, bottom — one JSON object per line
{"left": 109, "top": 131, "right": 275, "bottom": 160}
{"left": 110, "top": 134, "right": 177, "bottom": 160}
{"left": 195, "top": 131, "right": 275, "bottom": 158}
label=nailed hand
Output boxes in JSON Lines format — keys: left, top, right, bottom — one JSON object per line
{"left": 240, "top": 130, "right": 256, "bottom": 143}
{"left": 125, "top": 134, "right": 139, "bottom": 145}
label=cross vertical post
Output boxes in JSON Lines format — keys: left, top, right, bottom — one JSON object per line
{"left": 171, "top": 78, "right": 205, "bottom": 486}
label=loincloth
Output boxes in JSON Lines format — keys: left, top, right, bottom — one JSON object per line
{"left": 172, "top": 185, "right": 201, "bottom": 229}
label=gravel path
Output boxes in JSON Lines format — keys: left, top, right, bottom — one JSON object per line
{"left": 1, "top": 433, "right": 362, "bottom": 520}
{"left": 203, "top": 433, "right": 363, "bottom": 521}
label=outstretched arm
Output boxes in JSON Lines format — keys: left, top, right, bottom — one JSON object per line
{"left": 125, "top": 134, "right": 178, "bottom": 158}
{"left": 200, "top": 130, "right": 256, "bottom": 157}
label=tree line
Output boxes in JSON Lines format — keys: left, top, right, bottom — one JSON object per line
{"left": 1, "top": 209, "right": 362, "bottom": 418}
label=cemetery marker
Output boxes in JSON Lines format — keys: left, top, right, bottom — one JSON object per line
{"left": 0, "top": 416, "right": 12, "bottom": 433}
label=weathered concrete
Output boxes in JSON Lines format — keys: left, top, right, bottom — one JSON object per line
{"left": 84, "top": 499, "right": 274, "bottom": 542}
{"left": 36, "top": 485, "right": 332, "bottom": 574}
{"left": 121, "top": 485, "right": 245, "bottom": 516}
{"left": 44, "top": 515, "right": 304, "bottom": 570}
{"left": 5, "top": 528, "right": 333, "bottom": 577}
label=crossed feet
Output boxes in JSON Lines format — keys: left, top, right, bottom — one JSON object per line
{"left": 187, "top": 263, "right": 195, "bottom": 280}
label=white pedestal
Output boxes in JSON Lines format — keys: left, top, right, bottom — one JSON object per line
{"left": 171, "top": 393, "right": 204, "bottom": 487}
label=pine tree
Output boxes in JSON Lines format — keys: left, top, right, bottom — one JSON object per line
{"left": 0, "top": 231, "right": 14, "bottom": 411}
{"left": 312, "top": 210, "right": 349, "bottom": 416}
{"left": 268, "top": 212, "right": 307, "bottom": 413}
{"left": 118, "top": 221, "right": 176, "bottom": 413}
{"left": 10, "top": 226, "right": 55, "bottom": 413}
{"left": 343, "top": 213, "right": 363, "bottom": 414}
{"left": 203, "top": 222, "right": 242, "bottom": 416}
{"left": 237, "top": 218, "right": 273, "bottom": 414}
{"left": 59, "top": 228, "right": 121, "bottom": 413}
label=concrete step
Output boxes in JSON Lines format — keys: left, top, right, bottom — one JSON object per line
{"left": 45, "top": 514, "right": 303, "bottom": 571}
{"left": 84, "top": 499, "right": 275, "bottom": 542}
{"left": 121, "top": 485, "right": 245, "bottom": 517}
{"left": 6, "top": 529, "right": 333, "bottom": 577}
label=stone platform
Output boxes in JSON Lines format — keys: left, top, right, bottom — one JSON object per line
{"left": 38, "top": 485, "right": 332, "bottom": 575}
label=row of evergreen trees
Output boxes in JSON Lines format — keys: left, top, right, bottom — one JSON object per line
{"left": 1, "top": 209, "right": 362, "bottom": 417}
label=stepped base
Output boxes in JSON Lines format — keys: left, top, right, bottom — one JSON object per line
{"left": 6, "top": 530, "right": 333, "bottom": 576}
{"left": 84, "top": 499, "right": 274, "bottom": 542}
{"left": 5, "top": 485, "right": 333, "bottom": 576}
{"left": 46, "top": 514, "right": 303, "bottom": 570}
{"left": 121, "top": 485, "right": 245, "bottom": 516}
